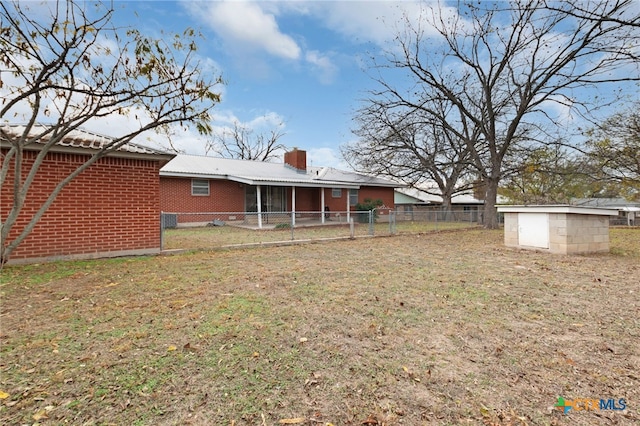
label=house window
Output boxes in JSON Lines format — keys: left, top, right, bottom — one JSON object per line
{"left": 332, "top": 188, "right": 342, "bottom": 198}
{"left": 349, "top": 189, "right": 359, "bottom": 206}
{"left": 191, "top": 179, "right": 209, "bottom": 196}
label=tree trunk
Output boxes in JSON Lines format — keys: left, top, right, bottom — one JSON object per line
{"left": 482, "top": 177, "right": 500, "bottom": 229}
{"left": 441, "top": 195, "right": 453, "bottom": 222}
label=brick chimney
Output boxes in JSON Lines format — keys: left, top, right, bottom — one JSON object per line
{"left": 284, "top": 148, "right": 306, "bottom": 172}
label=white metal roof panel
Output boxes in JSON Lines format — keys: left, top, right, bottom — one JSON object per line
{"left": 1, "top": 123, "right": 169, "bottom": 156}
{"left": 160, "top": 154, "right": 400, "bottom": 188}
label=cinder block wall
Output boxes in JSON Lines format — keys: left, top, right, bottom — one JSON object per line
{"left": 559, "top": 213, "right": 610, "bottom": 254}
{"left": 503, "top": 213, "right": 519, "bottom": 247}
{"left": 2, "top": 151, "right": 162, "bottom": 263}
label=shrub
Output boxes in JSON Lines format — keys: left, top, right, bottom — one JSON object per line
{"left": 355, "top": 198, "right": 384, "bottom": 223}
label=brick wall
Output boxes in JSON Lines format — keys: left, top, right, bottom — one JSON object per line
{"left": 160, "top": 177, "right": 246, "bottom": 212}
{"left": 1, "top": 150, "right": 162, "bottom": 263}
{"left": 322, "top": 187, "right": 395, "bottom": 212}
{"left": 159, "top": 177, "right": 246, "bottom": 223}
{"left": 357, "top": 186, "right": 395, "bottom": 210}
{"left": 289, "top": 187, "right": 320, "bottom": 212}
{"left": 160, "top": 180, "right": 396, "bottom": 217}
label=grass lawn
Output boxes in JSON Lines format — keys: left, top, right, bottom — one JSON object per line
{"left": 161, "top": 221, "right": 475, "bottom": 251}
{"left": 1, "top": 228, "right": 638, "bottom": 425}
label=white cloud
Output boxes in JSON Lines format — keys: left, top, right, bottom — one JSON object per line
{"left": 305, "top": 50, "right": 338, "bottom": 85}
{"left": 307, "top": 147, "right": 349, "bottom": 170}
{"left": 292, "top": 1, "right": 453, "bottom": 47}
{"left": 246, "top": 111, "right": 286, "bottom": 129}
{"left": 184, "top": 1, "right": 300, "bottom": 60}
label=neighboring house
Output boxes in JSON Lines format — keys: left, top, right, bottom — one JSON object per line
{"left": 394, "top": 187, "right": 486, "bottom": 222}
{"left": 1, "top": 124, "right": 174, "bottom": 264}
{"left": 571, "top": 198, "right": 640, "bottom": 226}
{"left": 159, "top": 149, "right": 400, "bottom": 228}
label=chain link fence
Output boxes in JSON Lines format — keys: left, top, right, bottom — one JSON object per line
{"left": 160, "top": 208, "right": 482, "bottom": 251}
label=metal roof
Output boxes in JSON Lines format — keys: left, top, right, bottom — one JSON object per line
{"left": 571, "top": 197, "right": 640, "bottom": 208}
{"left": 0, "top": 123, "right": 171, "bottom": 157}
{"left": 395, "top": 187, "right": 486, "bottom": 205}
{"left": 160, "top": 154, "right": 401, "bottom": 189}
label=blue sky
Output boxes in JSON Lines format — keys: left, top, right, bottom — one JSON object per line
{"left": 104, "top": 0, "right": 425, "bottom": 169}
{"left": 4, "top": 1, "right": 637, "bottom": 170}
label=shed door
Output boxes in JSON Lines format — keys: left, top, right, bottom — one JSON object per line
{"left": 518, "top": 213, "right": 549, "bottom": 248}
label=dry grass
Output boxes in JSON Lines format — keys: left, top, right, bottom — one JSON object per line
{"left": 162, "top": 220, "right": 475, "bottom": 250}
{"left": 1, "top": 228, "right": 638, "bottom": 425}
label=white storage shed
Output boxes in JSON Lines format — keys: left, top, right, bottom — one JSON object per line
{"left": 497, "top": 205, "right": 619, "bottom": 254}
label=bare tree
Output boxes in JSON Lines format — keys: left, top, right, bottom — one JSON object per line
{"left": 360, "top": 0, "right": 640, "bottom": 228}
{"left": 205, "top": 119, "right": 286, "bottom": 161}
{"left": 0, "top": 0, "right": 223, "bottom": 264}
{"left": 345, "top": 96, "right": 475, "bottom": 212}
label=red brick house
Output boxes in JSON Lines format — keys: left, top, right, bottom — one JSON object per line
{"left": 1, "top": 125, "right": 174, "bottom": 264}
{"left": 159, "top": 149, "right": 399, "bottom": 228}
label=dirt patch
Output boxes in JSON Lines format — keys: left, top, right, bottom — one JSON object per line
{"left": 1, "top": 229, "right": 638, "bottom": 425}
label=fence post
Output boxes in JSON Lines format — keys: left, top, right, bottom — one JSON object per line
{"left": 160, "top": 212, "right": 164, "bottom": 251}
{"left": 389, "top": 210, "right": 396, "bottom": 235}
{"left": 291, "top": 211, "right": 295, "bottom": 240}
{"left": 350, "top": 218, "right": 355, "bottom": 239}
{"left": 369, "top": 210, "right": 374, "bottom": 235}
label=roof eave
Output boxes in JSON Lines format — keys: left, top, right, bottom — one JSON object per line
{"left": 0, "top": 139, "right": 175, "bottom": 163}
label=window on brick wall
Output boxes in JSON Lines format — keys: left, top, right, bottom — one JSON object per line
{"left": 191, "top": 179, "right": 209, "bottom": 196}
{"left": 332, "top": 188, "right": 342, "bottom": 198}
{"left": 349, "top": 189, "right": 359, "bottom": 206}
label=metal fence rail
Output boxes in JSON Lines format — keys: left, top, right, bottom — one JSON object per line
{"left": 159, "top": 209, "right": 483, "bottom": 251}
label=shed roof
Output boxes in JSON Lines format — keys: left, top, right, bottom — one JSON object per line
{"left": 497, "top": 205, "right": 619, "bottom": 216}
{"left": 160, "top": 154, "right": 401, "bottom": 189}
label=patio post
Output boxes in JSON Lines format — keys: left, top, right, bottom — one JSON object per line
{"left": 291, "top": 186, "right": 296, "bottom": 227}
{"left": 321, "top": 188, "right": 325, "bottom": 224}
{"left": 346, "top": 191, "right": 350, "bottom": 222}
{"left": 256, "top": 184, "right": 263, "bottom": 229}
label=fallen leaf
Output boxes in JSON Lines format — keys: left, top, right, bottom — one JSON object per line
{"left": 0, "top": 390, "right": 9, "bottom": 399}
{"left": 279, "top": 418, "right": 305, "bottom": 424}
{"left": 33, "top": 410, "right": 48, "bottom": 421}
{"left": 480, "top": 404, "right": 490, "bottom": 417}
{"left": 362, "top": 415, "right": 379, "bottom": 425}
{"left": 167, "top": 345, "right": 177, "bottom": 351}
